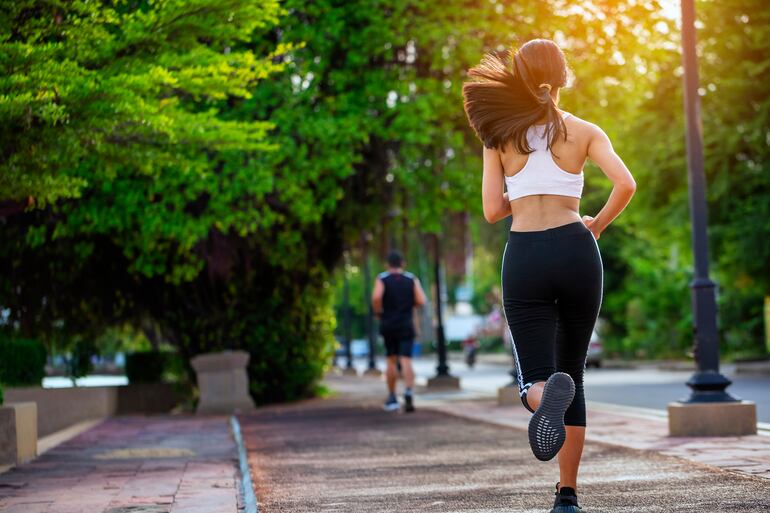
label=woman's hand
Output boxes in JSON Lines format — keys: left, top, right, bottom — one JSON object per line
{"left": 585, "top": 125, "right": 637, "bottom": 238}
{"left": 581, "top": 215, "right": 601, "bottom": 240}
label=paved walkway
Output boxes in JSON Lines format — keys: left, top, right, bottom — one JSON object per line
{"left": 332, "top": 370, "right": 770, "bottom": 480}
{"left": 0, "top": 416, "right": 242, "bottom": 513}
{"left": 433, "top": 398, "right": 770, "bottom": 480}
{"left": 2, "top": 374, "right": 768, "bottom": 512}
{"left": 240, "top": 375, "right": 770, "bottom": 512}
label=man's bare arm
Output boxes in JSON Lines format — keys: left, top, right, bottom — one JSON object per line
{"left": 372, "top": 277, "right": 384, "bottom": 317}
{"left": 413, "top": 278, "right": 427, "bottom": 307}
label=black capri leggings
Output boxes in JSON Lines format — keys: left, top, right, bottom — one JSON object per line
{"left": 501, "top": 221, "right": 603, "bottom": 427}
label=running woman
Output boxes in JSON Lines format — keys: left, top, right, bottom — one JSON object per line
{"left": 372, "top": 251, "right": 427, "bottom": 413}
{"left": 462, "top": 39, "right": 636, "bottom": 513}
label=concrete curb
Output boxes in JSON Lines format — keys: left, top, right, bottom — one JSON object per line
{"left": 735, "top": 359, "right": 770, "bottom": 376}
{"left": 230, "top": 416, "right": 258, "bottom": 513}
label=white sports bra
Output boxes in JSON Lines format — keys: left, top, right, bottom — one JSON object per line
{"left": 504, "top": 112, "right": 584, "bottom": 201}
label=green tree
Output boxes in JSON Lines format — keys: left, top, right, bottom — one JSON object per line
{"left": 1, "top": 0, "right": 286, "bottom": 209}
{"left": 612, "top": 0, "right": 770, "bottom": 358}
{"left": 3, "top": 0, "right": 766, "bottom": 415}
{"left": 0, "top": 0, "right": 330, "bottom": 402}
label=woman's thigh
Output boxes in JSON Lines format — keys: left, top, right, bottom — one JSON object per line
{"left": 553, "top": 233, "right": 603, "bottom": 373}
{"left": 501, "top": 241, "right": 559, "bottom": 386}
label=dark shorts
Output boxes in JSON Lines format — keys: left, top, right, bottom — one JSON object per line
{"left": 383, "top": 334, "right": 414, "bottom": 358}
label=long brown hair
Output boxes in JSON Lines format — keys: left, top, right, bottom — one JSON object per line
{"left": 462, "top": 39, "right": 569, "bottom": 153}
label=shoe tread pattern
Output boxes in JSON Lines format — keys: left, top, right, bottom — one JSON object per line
{"left": 528, "top": 372, "right": 575, "bottom": 461}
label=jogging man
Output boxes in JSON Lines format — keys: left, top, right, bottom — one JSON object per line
{"left": 372, "top": 250, "right": 427, "bottom": 413}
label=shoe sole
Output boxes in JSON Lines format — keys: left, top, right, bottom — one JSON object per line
{"left": 528, "top": 372, "right": 575, "bottom": 461}
{"left": 550, "top": 506, "right": 582, "bottom": 513}
{"left": 383, "top": 403, "right": 400, "bottom": 412}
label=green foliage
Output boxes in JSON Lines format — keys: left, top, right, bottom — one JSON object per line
{"left": 478, "top": 336, "right": 505, "bottom": 353}
{"left": 470, "top": 220, "right": 508, "bottom": 314}
{"left": 1, "top": 0, "right": 286, "bottom": 210}
{"left": 66, "top": 338, "right": 98, "bottom": 382}
{"left": 604, "top": 0, "right": 770, "bottom": 358}
{"left": 0, "top": 336, "right": 47, "bottom": 386}
{"left": 125, "top": 351, "right": 168, "bottom": 384}
{"left": 0, "top": 0, "right": 335, "bottom": 400}
{"left": 0, "top": 0, "right": 767, "bottom": 413}
{"left": 245, "top": 278, "right": 336, "bottom": 404}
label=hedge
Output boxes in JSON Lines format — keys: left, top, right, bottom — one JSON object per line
{"left": 125, "top": 351, "right": 170, "bottom": 384}
{"left": 0, "top": 336, "right": 47, "bottom": 386}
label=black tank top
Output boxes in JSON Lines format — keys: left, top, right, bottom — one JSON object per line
{"left": 379, "top": 271, "right": 416, "bottom": 337}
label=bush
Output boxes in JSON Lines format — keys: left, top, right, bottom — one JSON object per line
{"left": 66, "top": 338, "right": 98, "bottom": 381}
{"left": 244, "top": 280, "right": 336, "bottom": 404}
{"left": 478, "top": 336, "right": 505, "bottom": 353}
{"left": 0, "top": 336, "right": 47, "bottom": 386}
{"left": 125, "top": 351, "right": 169, "bottom": 384}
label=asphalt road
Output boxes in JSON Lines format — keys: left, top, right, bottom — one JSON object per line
{"left": 349, "top": 356, "right": 770, "bottom": 423}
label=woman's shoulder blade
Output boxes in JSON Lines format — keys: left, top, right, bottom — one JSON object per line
{"left": 563, "top": 113, "right": 603, "bottom": 143}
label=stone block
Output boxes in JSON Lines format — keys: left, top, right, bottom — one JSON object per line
{"left": 6, "top": 386, "right": 115, "bottom": 437}
{"left": 0, "top": 402, "right": 37, "bottom": 465}
{"left": 116, "top": 383, "right": 186, "bottom": 415}
{"left": 497, "top": 385, "right": 520, "bottom": 407}
{"left": 668, "top": 401, "right": 757, "bottom": 437}
{"left": 363, "top": 368, "right": 382, "bottom": 377}
{"left": 191, "top": 351, "right": 256, "bottom": 415}
{"left": 0, "top": 406, "right": 16, "bottom": 465}
{"left": 426, "top": 375, "right": 461, "bottom": 390}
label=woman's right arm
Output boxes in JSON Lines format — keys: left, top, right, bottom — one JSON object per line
{"left": 584, "top": 125, "right": 637, "bottom": 239}
{"left": 482, "top": 146, "right": 512, "bottom": 224}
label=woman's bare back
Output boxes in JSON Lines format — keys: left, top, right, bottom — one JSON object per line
{"left": 499, "top": 112, "right": 594, "bottom": 232}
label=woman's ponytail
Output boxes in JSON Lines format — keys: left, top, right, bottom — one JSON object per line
{"left": 463, "top": 39, "right": 569, "bottom": 154}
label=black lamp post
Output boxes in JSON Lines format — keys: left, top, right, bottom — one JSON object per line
{"left": 342, "top": 253, "right": 354, "bottom": 372}
{"left": 679, "top": 0, "right": 736, "bottom": 403}
{"left": 361, "top": 234, "right": 379, "bottom": 374}
{"left": 431, "top": 233, "right": 452, "bottom": 379}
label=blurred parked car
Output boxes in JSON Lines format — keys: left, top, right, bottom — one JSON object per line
{"left": 334, "top": 338, "right": 370, "bottom": 358}
{"left": 586, "top": 328, "right": 603, "bottom": 368}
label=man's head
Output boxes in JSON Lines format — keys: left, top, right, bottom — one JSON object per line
{"left": 386, "top": 250, "right": 404, "bottom": 269}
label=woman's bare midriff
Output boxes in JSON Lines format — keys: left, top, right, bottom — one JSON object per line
{"left": 508, "top": 194, "right": 582, "bottom": 232}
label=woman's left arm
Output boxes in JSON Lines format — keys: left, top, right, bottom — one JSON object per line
{"left": 482, "top": 146, "right": 512, "bottom": 224}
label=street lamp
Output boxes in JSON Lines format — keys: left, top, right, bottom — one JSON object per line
{"left": 667, "top": 0, "right": 756, "bottom": 435}
{"left": 341, "top": 252, "right": 357, "bottom": 376}
{"left": 678, "top": 0, "right": 735, "bottom": 404}
{"left": 427, "top": 233, "right": 460, "bottom": 389}
{"left": 361, "top": 233, "right": 382, "bottom": 376}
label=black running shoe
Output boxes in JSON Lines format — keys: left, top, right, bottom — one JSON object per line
{"left": 404, "top": 393, "right": 415, "bottom": 413}
{"left": 550, "top": 484, "right": 582, "bottom": 513}
{"left": 528, "top": 372, "right": 575, "bottom": 461}
{"left": 383, "top": 394, "right": 399, "bottom": 412}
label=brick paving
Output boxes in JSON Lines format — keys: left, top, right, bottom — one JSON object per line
{"left": 239, "top": 385, "right": 770, "bottom": 513}
{"left": 0, "top": 416, "right": 241, "bottom": 513}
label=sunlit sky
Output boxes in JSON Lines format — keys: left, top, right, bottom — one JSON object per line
{"left": 659, "top": 0, "right": 681, "bottom": 23}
